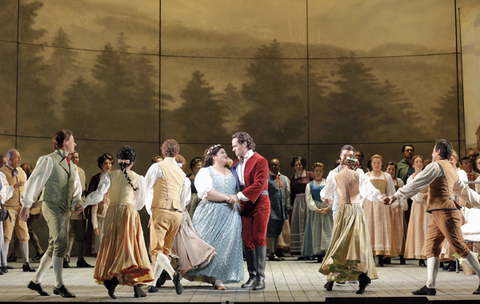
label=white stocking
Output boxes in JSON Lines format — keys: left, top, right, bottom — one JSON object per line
{"left": 464, "top": 252, "right": 480, "bottom": 281}
{"left": 53, "top": 256, "right": 64, "bottom": 288}
{"left": 31, "top": 254, "right": 52, "bottom": 284}
{"left": 155, "top": 253, "right": 174, "bottom": 279}
{"left": 20, "top": 242, "right": 30, "bottom": 264}
{"left": 426, "top": 256, "right": 440, "bottom": 288}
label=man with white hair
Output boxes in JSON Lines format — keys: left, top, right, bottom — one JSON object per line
{"left": 0, "top": 149, "right": 34, "bottom": 272}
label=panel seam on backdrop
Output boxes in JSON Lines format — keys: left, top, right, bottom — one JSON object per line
{"left": 15, "top": 0, "right": 20, "bottom": 148}
{"left": 159, "top": 0, "right": 162, "bottom": 153}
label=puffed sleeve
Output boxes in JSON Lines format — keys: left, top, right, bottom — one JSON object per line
{"left": 133, "top": 175, "right": 146, "bottom": 210}
{"left": 359, "top": 174, "right": 384, "bottom": 202}
{"left": 320, "top": 176, "right": 336, "bottom": 201}
{"left": 305, "top": 183, "right": 316, "bottom": 211}
{"left": 0, "top": 172, "right": 13, "bottom": 205}
{"left": 21, "top": 155, "right": 54, "bottom": 208}
{"left": 180, "top": 177, "right": 191, "bottom": 209}
{"left": 83, "top": 172, "right": 111, "bottom": 208}
{"left": 195, "top": 168, "right": 212, "bottom": 200}
{"left": 384, "top": 174, "right": 399, "bottom": 209}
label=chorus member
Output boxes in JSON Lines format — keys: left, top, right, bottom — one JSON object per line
{"left": 302, "top": 162, "right": 332, "bottom": 262}
{"left": 356, "top": 151, "right": 369, "bottom": 173}
{"left": 386, "top": 161, "right": 408, "bottom": 264}
{"left": 88, "top": 153, "right": 114, "bottom": 248}
{"left": 475, "top": 156, "right": 480, "bottom": 193}
{"left": 384, "top": 139, "right": 480, "bottom": 295}
{"left": 460, "top": 156, "right": 479, "bottom": 193}
{"left": 185, "top": 145, "right": 243, "bottom": 290}
{"left": 320, "top": 156, "right": 383, "bottom": 294}
{"left": 266, "top": 159, "right": 290, "bottom": 261}
{"left": 404, "top": 155, "right": 430, "bottom": 267}
{"left": 21, "top": 130, "right": 82, "bottom": 298}
{"left": 363, "top": 154, "right": 398, "bottom": 266}
{"left": 289, "top": 156, "right": 314, "bottom": 257}
{"left": 231, "top": 132, "right": 270, "bottom": 291}
{"left": 143, "top": 139, "right": 188, "bottom": 295}
{"left": 81, "top": 146, "right": 153, "bottom": 299}
{"left": 0, "top": 149, "right": 34, "bottom": 272}
{"left": 186, "top": 157, "right": 203, "bottom": 218}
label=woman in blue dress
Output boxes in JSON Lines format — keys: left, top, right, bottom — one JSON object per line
{"left": 185, "top": 144, "right": 244, "bottom": 290}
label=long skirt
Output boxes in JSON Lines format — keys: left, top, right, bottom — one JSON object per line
{"left": 363, "top": 199, "right": 398, "bottom": 257}
{"left": 170, "top": 210, "right": 216, "bottom": 273}
{"left": 404, "top": 199, "right": 431, "bottom": 259}
{"left": 277, "top": 219, "right": 291, "bottom": 250}
{"left": 185, "top": 200, "right": 244, "bottom": 283}
{"left": 319, "top": 204, "right": 378, "bottom": 282}
{"left": 393, "top": 210, "right": 407, "bottom": 256}
{"left": 301, "top": 201, "right": 333, "bottom": 257}
{"left": 290, "top": 194, "right": 308, "bottom": 254}
{"left": 186, "top": 193, "right": 201, "bottom": 219}
{"left": 94, "top": 202, "right": 153, "bottom": 286}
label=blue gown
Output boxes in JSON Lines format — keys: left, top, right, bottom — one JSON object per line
{"left": 186, "top": 167, "right": 244, "bottom": 283}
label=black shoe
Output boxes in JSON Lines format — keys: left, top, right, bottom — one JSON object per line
{"left": 412, "top": 285, "right": 436, "bottom": 295}
{"left": 23, "top": 263, "right": 36, "bottom": 272}
{"left": 268, "top": 254, "right": 283, "bottom": 261}
{"left": 53, "top": 285, "right": 76, "bottom": 298}
{"left": 27, "top": 281, "right": 50, "bottom": 296}
{"left": 473, "top": 284, "right": 480, "bottom": 294}
{"left": 76, "top": 257, "right": 94, "bottom": 268}
{"left": 384, "top": 257, "right": 391, "bottom": 264}
{"left": 376, "top": 255, "right": 384, "bottom": 267}
{"left": 275, "top": 249, "right": 285, "bottom": 258}
{"left": 419, "top": 259, "right": 426, "bottom": 267}
{"left": 356, "top": 273, "right": 371, "bottom": 294}
{"left": 2, "top": 266, "right": 9, "bottom": 273}
{"left": 148, "top": 286, "right": 159, "bottom": 293}
{"left": 317, "top": 256, "right": 324, "bottom": 263}
{"left": 7, "top": 254, "right": 17, "bottom": 262}
{"left": 156, "top": 269, "right": 168, "bottom": 287}
{"left": 173, "top": 272, "right": 183, "bottom": 295}
{"left": 448, "top": 261, "right": 456, "bottom": 272}
{"left": 104, "top": 277, "right": 119, "bottom": 299}
{"left": 400, "top": 256, "right": 406, "bottom": 265}
{"left": 252, "top": 277, "right": 265, "bottom": 291}
{"left": 134, "top": 285, "right": 146, "bottom": 298}
{"left": 241, "top": 276, "right": 256, "bottom": 288}
{"left": 63, "top": 257, "right": 70, "bottom": 268}
{"left": 324, "top": 281, "right": 333, "bottom": 291}
{"left": 32, "top": 253, "right": 44, "bottom": 261}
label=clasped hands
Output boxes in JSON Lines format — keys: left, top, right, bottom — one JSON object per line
{"left": 226, "top": 195, "right": 239, "bottom": 204}
{"left": 381, "top": 195, "right": 397, "bottom": 205}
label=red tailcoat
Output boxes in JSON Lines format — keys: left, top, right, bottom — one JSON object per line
{"left": 232, "top": 152, "right": 271, "bottom": 249}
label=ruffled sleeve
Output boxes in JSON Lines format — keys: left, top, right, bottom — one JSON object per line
{"left": 21, "top": 155, "right": 54, "bottom": 208}
{"left": 83, "top": 172, "right": 111, "bottom": 208}
{"left": 195, "top": 168, "right": 213, "bottom": 200}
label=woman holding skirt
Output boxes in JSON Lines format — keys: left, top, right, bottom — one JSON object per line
{"left": 82, "top": 146, "right": 153, "bottom": 299}
{"left": 319, "top": 156, "right": 384, "bottom": 294}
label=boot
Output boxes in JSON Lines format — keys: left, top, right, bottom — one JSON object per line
{"left": 356, "top": 273, "right": 371, "bottom": 294}
{"left": 241, "top": 249, "right": 257, "bottom": 288}
{"left": 377, "top": 255, "right": 384, "bottom": 267}
{"left": 400, "top": 255, "right": 406, "bottom": 265}
{"left": 252, "top": 246, "right": 266, "bottom": 291}
{"left": 324, "top": 281, "right": 333, "bottom": 291}
{"left": 134, "top": 285, "right": 146, "bottom": 298}
{"left": 104, "top": 276, "right": 119, "bottom": 299}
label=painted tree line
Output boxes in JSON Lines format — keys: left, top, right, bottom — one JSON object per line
{"left": 9, "top": 1, "right": 456, "bottom": 145}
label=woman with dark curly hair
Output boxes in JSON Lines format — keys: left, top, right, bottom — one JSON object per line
{"left": 289, "top": 156, "right": 314, "bottom": 258}
{"left": 82, "top": 146, "right": 153, "bottom": 299}
{"left": 185, "top": 144, "right": 244, "bottom": 290}
{"left": 87, "top": 153, "right": 115, "bottom": 248}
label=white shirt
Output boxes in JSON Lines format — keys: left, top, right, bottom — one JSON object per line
{"left": 236, "top": 149, "right": 255, "bottom": 202}
{"left": 142, "top": 161, "right": 191, "bottom": 217}
{"left": 321, "top": 171, "right": 384, "bottom": 205}
{"left": 305, "top": 179, "right": 326, "bottom": 211}
{"left": 21, "top": 154, "right": 82, "bottom": 209}
{"left": 394, "top": 162, "right": 480, "bottom": 207}
{"left": 83, "top": 171, "right": 147, "bottom": 211}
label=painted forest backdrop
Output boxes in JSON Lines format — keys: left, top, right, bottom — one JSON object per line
{"left": 0, "top": 0, "right": 479, "bottom": 253}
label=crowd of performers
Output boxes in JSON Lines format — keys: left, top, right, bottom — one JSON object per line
{"left": 1, "top": 129, "right": 480, "bottom": 299}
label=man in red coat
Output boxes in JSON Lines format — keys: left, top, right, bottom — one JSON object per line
{"left": 231, "top": 132, "right": 271, "bottom": 291}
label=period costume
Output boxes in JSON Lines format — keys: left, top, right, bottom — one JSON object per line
{"left": 301, "top": 180, "right": 333, "bottom": 258}
{"left": 0, "top": 178, "right": 12, "bottom": 274}
{"left": 319, "top": 168, "right": 383, "bottom": 293}
{"left": 144, "top": 157, "right": 189, "bottom": 294}
{"left": 185, "top": 166, "right": 243, "bottom": 283}
{"left": 392, "top": 177, "right": 408, "bottom": 261}
{"left": 22, "top": 149, "right": 83, "bottom": 297}
{"left": 267, "top": 171, "right": 290, "bottom": 259}
{"left": 185, "top": 173, "right": 202, "bottom": 219}
{"left": 232, "top": 149, "right": 270, "bottom": 290}
{"left": 396, "top": 159, "right": 414, "bottom": 184}
{"left": 404, "top": 174, "right": 430, "bottom": 260}
{"left": 363, "top": 172, "right": 398, "bottom": 260}
{"left": 392, "top": 158, "right": 480, "bottom": 295}
{"left": 87, "top": 172, "right": 109, "bottom": 250}
{"left": 1, "top": 164, "right": 35, "bottom": 271}
{"left": 289, "top": 170, "right": 314, "bottom": 254}
{"left": 82, "top": 170, "right": 153, "bottom": 286}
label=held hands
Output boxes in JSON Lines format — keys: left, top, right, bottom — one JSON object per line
{"left": 227, "top": 195, "right": 239, "bottom": 204}
{"left": 382, "top": 196, "right": 396, "bottom": 205}
{"left": 324, "top": 198, "right": 332, "bottom": 205}
{"left": 74, "top": 203, "right": 84, "bottom": 215}
{"left": 315, "top": 207, "right": 330, "bottom": 215}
